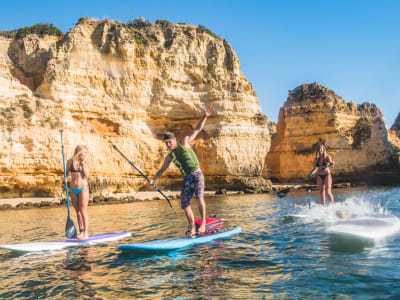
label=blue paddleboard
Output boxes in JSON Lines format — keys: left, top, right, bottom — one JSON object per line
{"left": 118, "top": 227, "right": 242, "bottom": 252}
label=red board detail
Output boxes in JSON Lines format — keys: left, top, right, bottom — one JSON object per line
{"left": 195, "top": 217, "right": 224, "bottom": 229}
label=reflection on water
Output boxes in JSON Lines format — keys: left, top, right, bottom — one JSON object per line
{"left": 62, "top": 247, "right": 95, "bottom": 299}
{"left": 0, "top": 187, "right": 400, "bottom": 298}
{"left": 327, "top": 235, "right": 375, "bottom": 253}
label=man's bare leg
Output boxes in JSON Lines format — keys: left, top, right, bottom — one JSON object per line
{"left": 197, "top": 197, "right": 206, "bottom": 232}
{"left": 183, "top": 205, "right": 196, "bottom": 237}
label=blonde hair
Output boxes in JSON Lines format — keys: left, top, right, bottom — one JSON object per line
{"left": 72, "top": 145, "right": 88, "bottom": 172}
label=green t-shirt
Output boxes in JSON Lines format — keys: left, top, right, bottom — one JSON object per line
{"left": 169, "top": 142, "right": 200, "bottom": 176}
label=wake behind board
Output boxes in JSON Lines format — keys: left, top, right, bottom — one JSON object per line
{"left": 326, "top": 214, "right": 400, "bottom": 240}
{"left": 118, "top": 227, "right": 241, "bottom": 252}
{"left": 0, "top": 231, "right": 131, "bottom": 252}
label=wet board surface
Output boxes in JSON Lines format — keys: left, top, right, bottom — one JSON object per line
{"left": 0, "top": 231, "right": 131, "bottom": 252}
{"left": 118, "top": 227, "right": 242, "bottom": 252}
{"left": 326, "top": 214, "right": 400, "bottom": 240}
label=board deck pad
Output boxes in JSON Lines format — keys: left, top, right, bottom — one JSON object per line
{"left": 326, "top": 214, "right": 400, "bottom": 240}
{"left": 0, "top": 231, "right": 131, "bottom": 252}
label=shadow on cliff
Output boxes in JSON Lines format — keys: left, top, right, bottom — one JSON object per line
{"left": 7, "top": 36, "right": 53, "bottom": 92}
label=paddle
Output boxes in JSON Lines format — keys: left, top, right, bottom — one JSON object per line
{"left": 112, "top": 145, "right": 176, "bottom": 213}
{"left": 59, "top": 130, "right": 77, "bottom": 238}
{"left": 277, "top": 164, "right": 333, "bottom": 198}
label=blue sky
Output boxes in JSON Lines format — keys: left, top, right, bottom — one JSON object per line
{"left": 1, "top": 0, "right": 399, "bottom": 126}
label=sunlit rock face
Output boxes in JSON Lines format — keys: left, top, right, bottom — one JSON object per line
{"left": 0, "top": 19, "right": 273, "bottom": 197}
{"left": 267, "top": 83, "right": 400, "bottom": 182}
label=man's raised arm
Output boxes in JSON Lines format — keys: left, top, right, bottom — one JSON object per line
{"left": 184, "top": 107, "right": 214, "bottom": 146}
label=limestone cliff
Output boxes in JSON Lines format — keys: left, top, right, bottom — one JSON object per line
{"left": 267, "top": 83, "right": 400, "bottom": 183}
{"left": 391, "top": 113, "right": 400, "bottom": 138}
{"left": 0, "top": 19, "right": 273, "bottom": 198}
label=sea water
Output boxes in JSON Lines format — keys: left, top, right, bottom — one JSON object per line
{"left": 0, "top": 187, "right": 399, "bottom": 299}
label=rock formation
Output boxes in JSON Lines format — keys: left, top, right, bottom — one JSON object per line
{"left": 0, "top": 19, "right": 273, "bottom": 198}
{"left": 267, "top": 83, "right": 400, "bottom": 183}
{"left": 391, "top": 112, "right": 400, "bottom": 138}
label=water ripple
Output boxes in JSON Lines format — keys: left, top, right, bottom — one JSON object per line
{"left": 0, "top": 187, "right": 400, "bottom": 298}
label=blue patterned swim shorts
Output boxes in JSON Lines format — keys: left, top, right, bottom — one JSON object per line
{"left": 180, "top": 170, "right": 205, "bottom": 209}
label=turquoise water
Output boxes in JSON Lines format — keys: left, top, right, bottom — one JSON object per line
{"left": 1, "top": 187, "right": 400, "bottom": 299}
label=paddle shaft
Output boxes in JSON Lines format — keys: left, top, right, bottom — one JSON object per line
{"left": 112, "top": 145, "right": 176, "bottom": 213}
{"left": 277, "top": 164, "right": 333, "bottom": 198}
{"left": 59, "top": 130, "right": 71, "bottom": 214}
{"left": 290, "top": 164, "right": 333, "bottom": 190}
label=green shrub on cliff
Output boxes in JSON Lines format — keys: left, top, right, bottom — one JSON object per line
{"left": 19, "top": 99, "right": 33, "bottom": 119}
{"left": 155, "top": 20, "right": 171, "bottom": 27}
{"left": 197, "top": 25, "right": 219, "bottom": 39}
{"left": 0, "top": 30, "right": 18, "bottom": 39}
{"left": 76, "top": 16, "right": 89, "bottom": 25}
{"left": 125, "top": 17, "right": 152, "bottom": 29}
{"left": 132, "top": 30, "right": 148, "bottom": 46}
{"left": 1, "top": 23, "right": 63, "bottom": 39}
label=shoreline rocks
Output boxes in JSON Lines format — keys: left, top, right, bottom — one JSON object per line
{"left": 0, "top": 181, "right": 383, "bottom": 211}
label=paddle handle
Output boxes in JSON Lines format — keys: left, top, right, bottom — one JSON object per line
{"left": 295, "top": 164, "right": 333, "bottom": 188}
{"left": 60, "top": 130, "right": 71, "bottom": 213}
{"left": 308, "top": 189, "right": 311, "bottom": 209}
{"left": 308, "top": 163, "right": 333, "bottom": 179}
{"left": 112, "top": 144, "right": 176, "bottom": 213}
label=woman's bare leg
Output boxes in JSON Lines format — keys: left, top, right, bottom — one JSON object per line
{"left": 78, "top": 187, "right": 89, "bottom": 239}
{"left": 317, "top": 176, "right": 326, "bottom": 206}
{"left": 325, "top": 175, "right": 334, "bottom": 204}
{"left": 70, "top": 191, "right": 83, "bottom": 231}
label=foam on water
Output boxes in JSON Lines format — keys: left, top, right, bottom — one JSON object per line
{"left": 293, "top": 194, "right": 391, "bottom": 225}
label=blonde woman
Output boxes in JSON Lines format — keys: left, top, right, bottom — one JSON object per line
{"left": 308, "top": 143, "right": 335, "bottom": 206}
{"left": 65, "top": 145, "right": 90, "bottom": 239}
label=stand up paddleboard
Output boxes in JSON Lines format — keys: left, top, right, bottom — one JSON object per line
{"left": 119, "top": 227, "right": 241, "bottom": 252}
{"left": 283, "top": 214, "right": 309, "bottom": 220}
{"left": 326, "top": 214, "right": 400, "bottom": 240}
{"left": 119, "top": 216, "right": 241, "bottom": 252}
{"left": 0, "top": 231, "right": 131, "bottom": 252}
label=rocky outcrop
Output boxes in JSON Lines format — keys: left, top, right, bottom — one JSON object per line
{"left": 267, "top": 83, "right": 400, "bottom": 183}
{"left": 0, "top": 18, "right": 273, "bottom": 198}
{"left": 391, "top": 113, "right": 400, "bottom": 138}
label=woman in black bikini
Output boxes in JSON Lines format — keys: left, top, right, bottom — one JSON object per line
{"left": 308, "top": 143, "right": 335, "bottom": 206}
{"left": 65, "top": 145, "right": 90, "bottom": 239}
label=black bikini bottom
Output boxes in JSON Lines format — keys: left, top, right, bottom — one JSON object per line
{"left": 318, "top": 174, "right": 330, "bottom": 181}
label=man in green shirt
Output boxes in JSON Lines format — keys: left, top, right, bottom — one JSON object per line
{"left": 150, "top": 107, "right": 214, "bottom": 237}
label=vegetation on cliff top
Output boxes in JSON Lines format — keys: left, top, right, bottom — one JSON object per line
{"left": 78, "top": 16, "right": 220, "bottom": 40}
{"left": 125, "top": 17, "right": 152, "bottom": 29}
{"left": 196, "top": 25, "right": 219, "bottom": 39}
{"left": 0, "top": 23, "right": 63, "bottom": 39}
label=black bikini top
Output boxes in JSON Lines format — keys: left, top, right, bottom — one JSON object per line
{"left": 70, "top": 163, "right": 82, "bottom": 173}
{"left": 316, "top": 159, "right": 329, "bottom": 167}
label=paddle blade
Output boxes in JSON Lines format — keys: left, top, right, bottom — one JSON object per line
{"left": 65, "top": 215, "right": 77, "bottom": 239}
{"left": 277, "top": 189, "right": 290, "bottom": 198}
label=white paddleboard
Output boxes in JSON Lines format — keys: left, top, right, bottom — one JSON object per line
{"left": 326, "top": 214, "right": 400, "bottom": 240}
{"left": 0, "top": 231, "right": 131, "bottom": 252}
{"left": 283, "top": 214, "right": 309, "bottom": 219}
{"left": 119, "top": 227, "right": 242, "bottom": 252}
